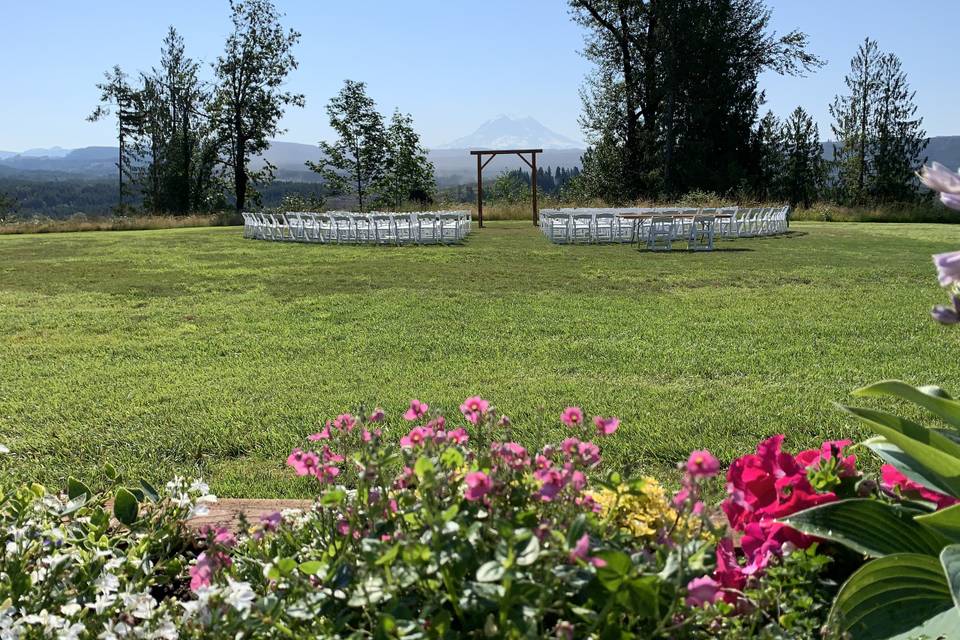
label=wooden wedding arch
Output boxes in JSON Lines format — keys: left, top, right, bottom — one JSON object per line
{"left": 470, "top": 149, "right": 543, "bottom": 228}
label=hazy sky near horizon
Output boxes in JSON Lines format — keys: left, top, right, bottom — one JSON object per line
{"left": 2, "top": 0, "right": 958, "bottom": 151}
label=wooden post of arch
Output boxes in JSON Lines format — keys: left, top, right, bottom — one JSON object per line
{"left": 469, "top": 149, "right": 543, "bottom": 228}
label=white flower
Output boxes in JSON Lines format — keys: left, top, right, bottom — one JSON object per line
{"left": 148, "top": 618, "right": 178, "bottom": 640}
{"left": 0, "top": 444, "right": 9, "bottom": 454}
{"left": 59, "top": 603, "right": 82, "bottom": 617}
{"left": 189, "top": 479, "right": 210, "bottom": 495}
{"left": 223, "top": 578, "right": 255, "bottom": 613}
{"left": 59, "top": 622, "right": 86, "bottom": 640}
{"left": 121, "top": 592, "right": 156, "bottom": 620}
{"left": 98, "top": 621, "right": 131, "bottom": 640}
{"left": 919, "top": 162, "right": 960, "bottom": 194}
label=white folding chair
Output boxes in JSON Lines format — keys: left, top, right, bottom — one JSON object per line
{"left": 688, "top": 215, "right": 715, "bottom": 251}
{"left": 647, "top": 216, "right": 675, "bottom": 251}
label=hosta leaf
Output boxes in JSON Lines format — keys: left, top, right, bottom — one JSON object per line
{"left": 943, "top": 544, "right": 960, "bottom": 610}
{"left": 830, "top": 553, "right": 956, "bottom": 640}
{"left": 854, "top": 380, "right": 960, "bottom": 430}
{"left": 782, "top": 499, "right": 949, "bottom": 557}
{"left": 839, "top": 405, "right": 960, "bottom": 497}
{"left": 916, "top": 505, "right": 960, "bottom": 544}
{"left": 863, "top": 437, "right": 955, "bottom": 495}
{"left": 113, "top": 488, "right": 139, "bottom": 526}
{"left": 67, "top": 476, "right": 91, "bottom": 500}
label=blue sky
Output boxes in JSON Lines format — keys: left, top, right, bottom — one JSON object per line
{"left": 2, "top": 0, "right": 958, "bottom": 151}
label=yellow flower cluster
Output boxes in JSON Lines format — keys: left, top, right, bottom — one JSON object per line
{"left": 592, "top": 477, "right": 696, "bottom": 542}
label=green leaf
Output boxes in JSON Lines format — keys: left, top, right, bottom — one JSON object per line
{"left": 440, "top": 447, "right": 464, "bottom": 469}
{"left": 298, "top": 561, "right": 323, "bottom": 576}
{"left": 515, "top": 534, "right": 540, "bottom": 567}
{"left": 113, "top": 488, "right": 139, "bottom": 526}
{"left": 917, "top": 505, "right": 960, "bottom": 544}
{"left": 375, "top": 544, "right": 399, "bottom": 567}
{"left": 830, "top": 553, "right": 956, "bottom": 640}
{"left": 943, "top": 544, "right": 960, "bottom": 611}
{"left": 320, "top": 488, "right": 347, "bottom": 506}
{"left": 414, "top": 456, "right": 435, "bottom": 480}
{"left": 441, "top": 504, "right": 459, "bottom": 522}
{"left": 476, "top": 560, "right": 505, "bottom": 582}
{"left": 595, "top": 550, "right": 632, "bottom": 592}
{"left": 139, "top": 479, "right": 160, "bottom": 503}
{"left": 276, "top": 557, "right": 297, "bottom": 576}
{"left": 863, "top": 437, "right": 956, "bottom": 495}
{"left": 839, "top": 405, "right": 960, "bottom": 497}
{"left": 67, "top": 476, "right": 91, "bottom": 500}
{"left": 854, "top": 380, "right": 960, "bottom": 430}
{"left": 103, "top": 463, "right": 118, "bottom": 481}
{"left": 782, "top": 499, "right": 949, "bottom": 557}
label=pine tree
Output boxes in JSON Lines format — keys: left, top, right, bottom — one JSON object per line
{"left": 377, "top": 110, "right": 435, "bottom": 208}
{"left": 870, "top": 52, "right": 927, "bottom": 203}
{"left": 829, "top": 38, "right": 881, "bottom": 205}
{"left": 143, "top": 27, "right": 222, "bottom": 214}
{"left": 754, "top": 110, "right": 785, "bottom": 201}
{"left": 308, "top": 80, "right": 387, "bottom": 213}
{"left": 210, "top": 0, "right": 303, "bottom": 213}
{"left": 780, "top": 107, "right": 823, "bottom": 209}
{"left": 88, "top": 65, "right": 140, "bottom": 214}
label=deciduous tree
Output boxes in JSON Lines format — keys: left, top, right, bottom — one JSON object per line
{"left": 210, "top": 0, "right": 303, "bottom": 213}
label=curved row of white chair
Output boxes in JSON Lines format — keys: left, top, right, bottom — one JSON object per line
{"left": 242, "top": 211, "right": 472, "bottom": 245}
{"left": 538, "top": 206, "right": 790, "bottom": 248}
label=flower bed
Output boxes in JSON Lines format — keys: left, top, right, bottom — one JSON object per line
{"left": 14, "top": 390, "right": 957, "bottom": 639}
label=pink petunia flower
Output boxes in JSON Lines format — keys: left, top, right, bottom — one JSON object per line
{"left": 459, "top": 396, "right": 490, "bottom": 424}
{"left": 686, "top": 450, "right": 721, "bottom": 479}
{"left": 403, "top": 399, "right": 429, "bottom": 421}
{"left": 447, "top": 427, "right": 469, "bottom": 445}
{"left": 593, "top": 415, "right": 620, "bottom": 436}
{"left": 307, "top": 425, "right": 331, "bottom": 441}
{"left": 287, "top": 449, "right": 320, "bottom": 477}
{"left": 568, "top": 534, "right": 606, "bottom": 567}
{"left": 464, "top": 471, "right": 492, "bottom": 501}
{"left": 561, "top": 406, "right": 584, "bottom": 428}
{"left": 685, "top": 575, "right": 722, "bottom": 607}
{"left": 881, "top": 465, "right": 959, "bottom": 510}
{"left": 400, "top": 427, "right": 430, "bottom": 448}
{"left": 260, "top": 512, "right": 282, "bottom": 532}
{"left": 368, "top": 407, "right": 385, "bottom": 423}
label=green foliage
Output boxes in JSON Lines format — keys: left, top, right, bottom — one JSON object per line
{"left": 689, "top": 547, "right": 839, "bottom": 640}
{"left": 784, "top": 380, "right": 960, "bottom": 638}
{"left": 571, "top": 0, "right": 822, "bottom": 200}
{"left": 376, "top": 109, "right": 436, "bottom": 208}
{"left": 830, "top": 38, "right": 927, "bottom": 206}
{"left": 308, "top": 79, "right": 387, "bottom": 212}
{"left": 135, "top": 28, "right": 224, "bottom": 215}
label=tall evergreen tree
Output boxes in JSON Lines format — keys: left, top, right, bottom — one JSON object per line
{"left": 88, "top": 65, "right": 140, "bottom": 213}
{"left": 780, "top": 107, "right": 823, "bottom": 208}
{"left": 870, "top": 52, "right": 927, "bottom": 203}
{"left": 210, "top": 0, "right": 303, "bottom": 212}
{"left": 377, "top": 110, "right": 436, "bottom": 208}
{"left": 308, "top": 80, "right": 387, "bottom": 212}
{"left": 570, "top": 0, "right": 822, "bottom": 201}
{"left": 830, "top": 39, "right": 926, "bottom": 205}
{"left": 753, "top": 110, "right": 784, "bottom": 201}
{"left": 138, "top": 27, "right": 222, "bottom": 214}
{"left": 829, "top": 38, "right": 881, "bottom": 205}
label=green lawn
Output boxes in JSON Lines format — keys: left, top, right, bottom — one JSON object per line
{"left": 1, "top": 221, "right": 957, "bottom": 497}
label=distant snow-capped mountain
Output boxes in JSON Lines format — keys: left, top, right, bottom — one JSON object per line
{"left": 437, "top": 115, "right": 584, "bottom": 150}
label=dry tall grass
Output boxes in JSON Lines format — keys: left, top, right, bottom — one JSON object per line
{"left": 0, "top": 214, "right": 227, "bottom": 235}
